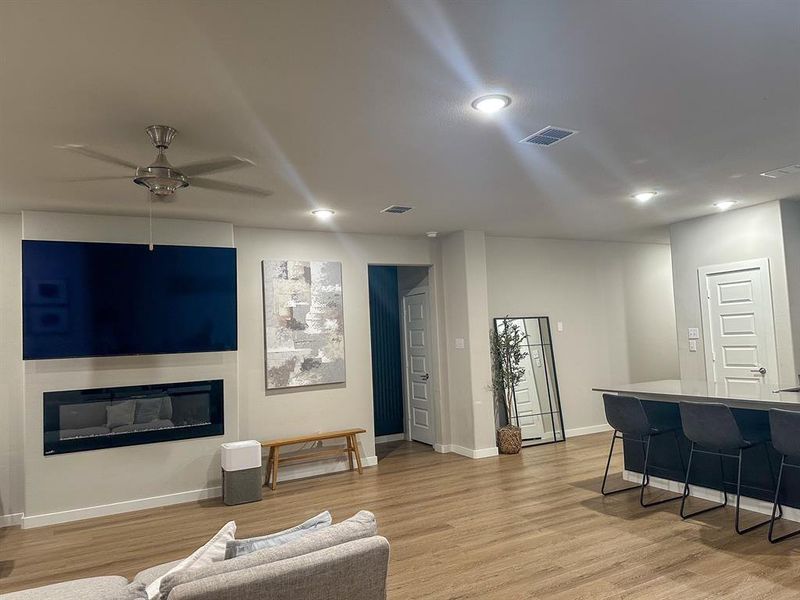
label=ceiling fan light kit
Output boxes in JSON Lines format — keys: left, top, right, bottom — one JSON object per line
{"left": 133, "top": 125, "right": 189, "bottom": 199}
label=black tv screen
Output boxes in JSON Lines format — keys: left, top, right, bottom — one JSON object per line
{"left": 23, "top": 240, "right": 237, "bottom": 359}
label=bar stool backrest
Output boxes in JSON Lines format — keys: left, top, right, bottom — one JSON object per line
{"left": 603, "top": 394, "right": 650, "bottom": 436}
{"left": 679, "top": 401, "right": 745, "bottom": 450}
{"left": 769, "top": 409, "right": 800, "bottom": 458}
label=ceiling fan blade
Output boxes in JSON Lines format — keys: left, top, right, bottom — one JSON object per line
{"left": 56, "top": 144, "right": 139, "bottom": 170}
{"left": 191, "top": 177, "right": 273, "bottom": 197}
{"left": 56, "top": 176, "right": 132, "bottom": 182}
{"left": 176, "top": 156, "right": 254, "bottom": 177}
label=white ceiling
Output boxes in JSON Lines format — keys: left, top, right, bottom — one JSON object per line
{"left": 1, "top": 0, "right": 798, "bottom": 243}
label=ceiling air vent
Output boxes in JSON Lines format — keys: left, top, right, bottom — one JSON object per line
{"left": 761, "top": 164, "right": 800, "bottom": 178}
{"left": 381, "top": 205, "right": 413, "bottom": 214}
{"left": 520, "top": 126, "right": 577, "bottom": 147}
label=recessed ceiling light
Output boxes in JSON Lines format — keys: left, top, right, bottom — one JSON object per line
{"left": 713, "top": 200, "right": 737, "bottom": 211}
{"left": 426, "top": 231, "right": 438, "bottom": 238}
{"left": 311, "top": 209, "right": 335, "bottom": 219}
{"left": 471, "top": 94, "right": 511, "bottom": 114}
{"left": 633, "top": 191, "right": 657, "bottom": 202}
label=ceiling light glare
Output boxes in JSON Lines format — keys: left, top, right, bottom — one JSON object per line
{"left": 713, "top": 200, "right": 737, "bottom": 211}
{"left": 311, "top": 209, "right": 335, "bottom": 219}
{"left": 633, "top": 191, "right": 657, "bottom": 202}
{"left": 471, "top": 94, "right": 511, "bottom": 114}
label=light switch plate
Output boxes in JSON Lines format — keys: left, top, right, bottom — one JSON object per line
{"left": 557, "top": 321, "right": 564, "bottom": 332}
{"left": 455, "top": 338, "right": 465, "bottom": 349}
{"left": 688, "top": 327, "right": 700, "bottom": 340}
{"left": 689, "top": 339, "right": 698, "bottom": 352}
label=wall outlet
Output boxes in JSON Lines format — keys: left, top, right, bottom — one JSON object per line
{"left": 689, "top": 339, "right": 698, "bottom": 352}
{"left": 688, "top": 327, "right": 700, "bottom": 340}
{"left": 455, "top": 338, "right": 465, "bottom": 349}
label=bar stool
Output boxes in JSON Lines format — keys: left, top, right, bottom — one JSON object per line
{"left": 679, "top": 401, "right": 780, "bottom": 534}
{"left": 601, "top": 394, "right": 685, "bottom": 507}
{"left": 768, "top": 409, "right": 799, "bottom": 543}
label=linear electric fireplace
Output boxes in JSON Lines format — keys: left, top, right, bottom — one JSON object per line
{"left": 44, "top": 380, "right": 224, "bottom": 455}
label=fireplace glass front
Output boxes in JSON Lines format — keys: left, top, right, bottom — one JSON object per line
{"left": 44, "top": 379, "right": 224, "bottom": 455}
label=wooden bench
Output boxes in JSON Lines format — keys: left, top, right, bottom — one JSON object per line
{"left": 261, "top": 428, "right": 366, "bottom": 490}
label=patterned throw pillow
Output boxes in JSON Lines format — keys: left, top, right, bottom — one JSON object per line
{"left": 224, "top": 511, "right": 332, "bottom": 559}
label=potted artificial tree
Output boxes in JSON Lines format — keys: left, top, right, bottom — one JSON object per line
{"left": 490, "top": 316, "right": 529, "bottom": 454}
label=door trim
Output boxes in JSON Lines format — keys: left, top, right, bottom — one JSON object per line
{"left": 401, "top": 285, "right": 437, "bottom": 444}
{"left": 698, "top": 258, "right": 779, "bottom": 385}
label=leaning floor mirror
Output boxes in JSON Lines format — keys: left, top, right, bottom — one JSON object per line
{"left": 494, "top": 316, "right": 566, "bottom": 446}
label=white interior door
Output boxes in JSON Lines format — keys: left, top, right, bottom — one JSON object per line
{"left": 513, "top": 354, "right": 546, "bottom": 439}
{"left": 507, "top": 318, "right": 546, "bottom": 440}
{"left": 699, "top": 258, "right": 779, "bottom": 396}
{"left": 403, "top": 288, "right": 435, "bottom": 445}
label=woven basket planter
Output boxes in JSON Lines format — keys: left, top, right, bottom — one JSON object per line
{"left": 497, "top": 425, "right": 522, "bottom": 454}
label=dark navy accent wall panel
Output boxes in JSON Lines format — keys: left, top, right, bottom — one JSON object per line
{"left": 368, "top": 266, "right": 404, "bottom": 436}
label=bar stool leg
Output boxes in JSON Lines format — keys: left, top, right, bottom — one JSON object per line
{"left": 768, "top": 456, "right": 800, "bottom": 543}
{"left": 601, "top": 431, "right": 642, "bottom": 496}
{"left": 681, "top": 443, "right": 728, "bottom": 519}
{"left": 640, "top": 433, "right": 682, "bottom": 507}
{"left": 734, "top": 446, "right": 772, "bottom": 534}
{"left": 762, "top": 443, "right": 783, "bottom": 521}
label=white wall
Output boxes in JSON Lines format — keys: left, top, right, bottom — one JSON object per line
{"left": 234, "top": 227, "right": 438, "bottom": 468}
{"left": 439, "top": 231, "right": 497, "bottom": 455}
{"left": 0, "top": 214, "right": 24, "bottom": 524}
{"left": 669, "top": 201, "right": 795, "bottom": 383}
{"left": 485, "top": 236, "right": 679, "bottom": 433}
{"left": 20, "top": 212, "right": 239, "bottom": 523}
{"left": 780, "top": 199, "right": 800, "bottom": 383}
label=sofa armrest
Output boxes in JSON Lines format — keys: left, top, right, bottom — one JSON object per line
{"left": 167, "top": 536, "right": 390, "bottom": 600}
{"left": 134, "top": 559, "right": 184, "bottom": 586}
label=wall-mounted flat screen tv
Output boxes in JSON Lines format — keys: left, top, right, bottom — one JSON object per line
{"left": 23, "top": 240, "right": 237, "bottom": 359}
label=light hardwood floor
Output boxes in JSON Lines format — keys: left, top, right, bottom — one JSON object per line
{"left": 2, "top": 433, "right": 800, "bottom": 598}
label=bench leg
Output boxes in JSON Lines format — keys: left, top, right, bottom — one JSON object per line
{"left": 346, "top": 436, "right": 355, "bottom": 471}
{"left": 264, "top": 447, "right": 275, "bottom": 487}
{"left": 351, "top": 434, "right": 363, "bottom": 475}
{"left": 271, "top": 447, "right": 280, "bottom": 490}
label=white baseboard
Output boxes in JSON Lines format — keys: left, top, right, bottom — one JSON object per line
{"left": 22, "top": 456, "right": 379, "bottom": 529}
{"left": 23, "top": 486, "right": 222, "bottom": 529}
{"left": 0, "top": 513, "right": 23, "bottom": 528}
{"left": 375, "top": 433, "right": 405, "bottom": 444}
{"left": 622, "top": 470, "right": 800, "bottom": 524}
{"left": 438, "top": 444, "right": 499, "bottom": 459}
{"left": 565, "top": 423, "right": 612, "bottom": 438}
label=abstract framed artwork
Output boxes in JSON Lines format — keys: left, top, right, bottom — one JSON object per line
{"left": 262, "top": 260, "right": 346, "bottom": 389}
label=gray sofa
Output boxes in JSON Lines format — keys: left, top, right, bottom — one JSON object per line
{"left": 1, "top": 512, "right": 390, "bottom": 600}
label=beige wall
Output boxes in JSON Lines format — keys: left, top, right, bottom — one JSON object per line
{"left": 669, "top": 201, "right": 795, "bottom": 383}
{"left": 439, "top": 231, "right": 497, "bottom": 454}
{"left": 485, "top": 236, "right": 679, "bottom": 433}
{"left": 0, "top": 214, "right": 23, "bottom": 522}
{"left": 235, "top": 226, "right": 438, "bottom": 465}
{"left": 20, "top": 212, "right": 240, "bottom": 521}
{"left": 780, "top": 199, "right": 800, "bottom": 383}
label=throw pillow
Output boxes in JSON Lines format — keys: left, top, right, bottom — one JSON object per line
{"left": 134, "top": 398, "right": 164, "bottom": 424}
{"left": 159, "top": 510, "right": 377, "bottom": 598}
{"left": 106, "top": 400, "right": 135, "bottom": 429}
{"left": 115, "top": 581, "right": 148, "bottom": 599}
{"left": 145, "top": 520, "right": 236, "bottom": 600}
{"left": 224, "top": 510, "right": 332, "bottom": 559}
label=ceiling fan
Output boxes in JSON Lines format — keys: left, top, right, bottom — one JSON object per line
{"left": 58, "top": 125, "right": 272, "bottom": 201}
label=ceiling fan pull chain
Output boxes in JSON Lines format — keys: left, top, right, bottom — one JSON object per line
{"left": 148, "top": 190, "right": 154, "bottom": 251}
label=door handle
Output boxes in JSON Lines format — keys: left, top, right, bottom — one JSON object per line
{"left": 750, "top": 367, "right": 767, "bottom": 375}
{"left": 420, "top": 373, "right": 430, "bottom": 381}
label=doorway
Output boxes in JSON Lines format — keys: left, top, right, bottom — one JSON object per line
{"left": 368, "top": 265, "right": 437, "bottom": 452}
{"left": 699, "top": 258, "right": 779, "bottom": 394}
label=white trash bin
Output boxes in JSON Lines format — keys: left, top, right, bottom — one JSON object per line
{"left": 221, "top": 440, "right": 263, "bottom": 505}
